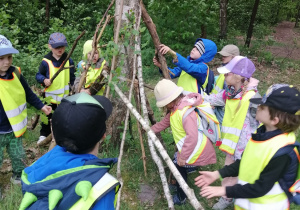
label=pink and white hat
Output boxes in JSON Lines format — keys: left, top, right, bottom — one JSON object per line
{"left": 217, "top": 56, "right": 255, "bottom": 78}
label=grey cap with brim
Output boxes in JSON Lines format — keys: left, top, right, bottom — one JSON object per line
{"left": 0, "top": 48, "right": 19, "bottom": 56}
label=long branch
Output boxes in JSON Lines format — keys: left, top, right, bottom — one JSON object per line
{"left": 136, "top": 31, "right": 174, "bottom": 208}
{"left": 105, "top": 0, "right": 124, "bottom": 97}
{"left": 102, "top": 70, "right": 203, "bottom": 209}
{"left": 50, "top": 31, "right": 85, "bottom": 83}
{"left": 77, "top": 0, "right": 115, "bottom": 92}
{"left": 140, "top": 1, "right": 171, "bottom": 79}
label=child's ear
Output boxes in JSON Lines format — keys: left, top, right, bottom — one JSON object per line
{"left": 48, "top": 44, "right": 52, "bottom": 50}
{"left": 271, "top": 116, "right": 280, "bottom": 126}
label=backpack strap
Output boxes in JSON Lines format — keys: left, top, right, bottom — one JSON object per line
{"left": 12, "top": 66, "right": 21, "bottom": 79}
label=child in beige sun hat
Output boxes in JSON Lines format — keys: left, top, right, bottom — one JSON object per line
{"left": 151, "top": 79, "right": 218, "bottom": 205}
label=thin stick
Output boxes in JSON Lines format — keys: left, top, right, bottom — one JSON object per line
{"left": 105, "top": 0, "right": 124, "bottom": 97}
{"left": 77, "top": 0, "right": 115, "bottom": 92}
{"left": 102, "top": 70, "right": 203, "bottom": 209}
{"left": 135, "top": 22, "right": 174, "bottom": 208}
{"left": 50, "top": 31, "right": 85, "bottom": 83}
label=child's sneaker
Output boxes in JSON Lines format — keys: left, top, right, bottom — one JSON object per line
{"left": 172, "top": 194, "right": 186, "bottom": 205}
{"left": 10, "top": 173, "right": 21, "bottom": 185}
{"left": 212, "top": 197, "right": 233, "bottom": 209}
{"left": 186, "top": 166, "right": 199, "bottom": 174}
{"left": 37, "top": 135, "right": 46, "bottom": 145}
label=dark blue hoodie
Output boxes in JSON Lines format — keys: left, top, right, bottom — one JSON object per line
{"left": 168, "top": 38, "right": 217, "bottom": 94}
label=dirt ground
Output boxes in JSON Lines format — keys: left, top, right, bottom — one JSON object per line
{"left": 267, "top": 21, "right": 300, "bottom": 59}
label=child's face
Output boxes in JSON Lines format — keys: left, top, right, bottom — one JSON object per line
{"left": 256, "top": 105, "right": 272, "bottom": 125}
{"left": 222, "top": 55, "right": 234, "bottom": 64}
{"left": 49, "top": 44, "right": 66, "bottom": 58}
{"left": 190, "top": 47, "right": 201, "bottom": 60}
{"left": 224, "top": 72, "right": 236, "bottom": 85}
{"left": 0, "top": 54, "right": 13, "bottom": 76}
{"left": 87, "top": 50, "right": 99, "bottom": 64}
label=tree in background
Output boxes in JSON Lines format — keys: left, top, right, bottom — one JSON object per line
{"left": 245, "top": 0, "right": 260, "bottom": 47}
{"left": 219, "top": 0, "right": 228, "bottom": 39}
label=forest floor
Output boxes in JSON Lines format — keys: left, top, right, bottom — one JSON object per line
{"left": 0, "top": 21, "right": 300, "bottom": 209}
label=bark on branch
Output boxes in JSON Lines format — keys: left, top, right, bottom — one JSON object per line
{"left": 102, "top": 70, "right": 203, "bottom": 209}
{"left": 140, "top": 1, "right": 171, "bottom": 79}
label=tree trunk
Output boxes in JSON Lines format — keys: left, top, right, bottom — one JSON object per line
{"left": 295, "top": 3, "right": 300, "bottom": 28}
{"left": 245, "top": 0, "right": 260, "bottom": 47}
{"left": 107, "top": 0, "right": 138, "bottom": 145}
{"left": 201, "top": 25, "right": 207, "bottom": 38}
{"left": 219, "top": 0, "right": 228, "bottom": 39}
{"left": 43, "top": 0, "right": 50, "bottom": 33}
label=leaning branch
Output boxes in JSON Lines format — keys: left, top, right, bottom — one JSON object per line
{"left": 102, "top": 70, "right": 203, "bottom": 210}
{"left": 140, "top": 1, "right": 171, "bottom": 79}
{"left": 50, "top": 31, "right": 85, "bottom": 83}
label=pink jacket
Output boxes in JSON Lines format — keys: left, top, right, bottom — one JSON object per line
{"left": 151, "top": 93, "right": 217, "bottom": 166}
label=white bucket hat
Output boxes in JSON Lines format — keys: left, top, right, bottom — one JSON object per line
{"left": 154, "top": 79, "right": 183, "bottom": 107}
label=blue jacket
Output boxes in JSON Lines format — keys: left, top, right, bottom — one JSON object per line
{"left": 0, "top": 66, "right": 44, "bottom": 133}
{"left": 168, "top": 38, "right": 217, "bottom": 94}
{"left": 22, "top": 146, "right": 118, "bottom": 210}
{"left": 36, "top": 52, "right": 75, "bottom": 86}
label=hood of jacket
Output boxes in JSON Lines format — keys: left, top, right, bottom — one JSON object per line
{"left": 187, "top": 38, "right": 217, "bottom": 64}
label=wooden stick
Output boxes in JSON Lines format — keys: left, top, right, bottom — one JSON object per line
{"left": 27, "top": 114, "right": 40, "bottom": 130}
{"left": 118, "top": 76, "right": 154, "bottom": 90}
{"left": 50, "top": 31, "right": 85, "bottom": 83}
{"left": 140, "top": 1, "right": 171, "bottom": 79}
{"left": 105, "top": 0, "right": 124, "bottom": 97}
{"left": 135, "top": 29, "right": 174, "bottom": 208}
{"left": 77, "top": 0, "right": 115, "bottom": 93}
{"left": 102, "top": 70, "right": 203, "bottom": 209}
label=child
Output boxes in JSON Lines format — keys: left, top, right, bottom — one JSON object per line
{"left": 211, "top": 44, "right": 240, "bottom": 125}
{"left": 73, "top": 40, "right": 108, "bottom": 95}
{"left": 151, "top": 79, "right": 217, "bottom": 205}
{"left": 153, "top": 38, "right": 217, "bottom": 94}
{"left": 36, "top": 32, "right": 75, "bottom": 144}
{"left": 0, "top": 35, "right": 51, "bottom": 184}
{"left": 20, "top": 93, "right": 120, "bottom": 209}
{"left": 195, "top": 84, "right": 300, "bottom": 210}
{"left": 203, "top": 56, "right": 260, "bottom": 209}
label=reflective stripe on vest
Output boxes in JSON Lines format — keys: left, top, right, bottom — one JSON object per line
{"left": 211, "top": 74, "right": 225, "bottom": 94}
{"left": 0, "top": 67, "right": 27, "bottom": 137}
{"left": 219, "top": 90, "right": 255, "bottom": 155}
{"left": 177, "top": 64, "right": 209, "bottom": 93}
{"left": 70, "top": 173, "right": 120, "bottom": 210}
{"left": 235, "top": 133, "right": 296, "bottom": 210}
{"left": 170, "top": 105, "right": 208, "bottom": 164}
{"left": 43, "top": 58, "right": 70, "bottom": 104}
{"left": 83, "top": 60, "right": 106, "bottom": 95}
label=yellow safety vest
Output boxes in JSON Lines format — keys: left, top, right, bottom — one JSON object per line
{"left": 234, "top": 132, "right": 296, "bottom": 210}
{"left": 43, "top": 58, "right": 70, "bottom": 104}
{"left": 211, "top": 74, "right": 225, "bottom": 94}
{"left": 177, "top": 64, "right": 210, "bottom": 93}
{"left": 82, "top": 60, "right": 106, "bottom": 95}
{"left": 170, "top": 104, "right": 209, "bottom": 164}
{"left": 0, "top": 67, "right": 27, "bottom": 137}
{"left": 70, "top": 173, "right": 120, "bottom": 209}
{"left": 219, "top": 90, "right": 255, "bottom": 155}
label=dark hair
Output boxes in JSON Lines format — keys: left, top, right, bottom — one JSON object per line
{"left": 263, "top": 105, "right": 300, "bottom": 133}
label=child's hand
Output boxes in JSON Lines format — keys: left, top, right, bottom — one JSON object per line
{"left": 80, "top": 88, "right": 91, "bottom": 95}
{"left": 177, "top": 156, "right": 186, "bottom": 166}
{"left": 159, "top": 44, "right": 171, "bottom": 55}
{"left": 44, "top": 79, "right": 52, "bottom": 87}
{"left": 153, "top": 57, "right": 162, "bottom": 68}
{"left": 194, "top": 171, "right": 220, "bottom": 187}
{"left": 200, "top": 186, "right": 226, "bottom": 199}
{"left": 41, "top": 105, "right": 52, "bottom": 115}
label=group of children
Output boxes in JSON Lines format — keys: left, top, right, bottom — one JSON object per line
{"left": 0, "top": 32, "right": 300, "bottom": 210}
{"left": 151, "top": 38, "right": 300, "bottom": 209}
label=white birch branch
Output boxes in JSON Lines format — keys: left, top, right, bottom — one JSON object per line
{"left": 135, "top": 12, "right": 174, "bottom": 209}
{"left": 102, "top": 70, "right": 203, "bottom": 210}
